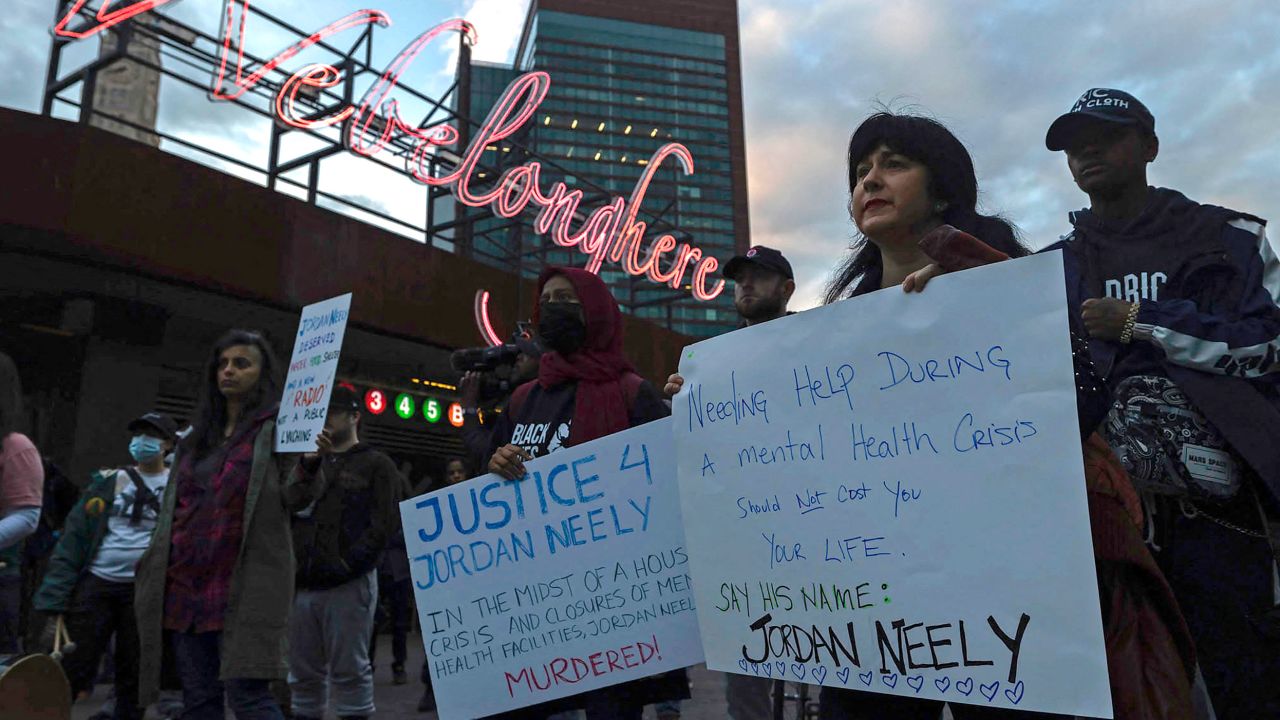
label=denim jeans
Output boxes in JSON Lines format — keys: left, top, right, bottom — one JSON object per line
{"left": 171, "top": 631, "right": 283, "bottom": 720}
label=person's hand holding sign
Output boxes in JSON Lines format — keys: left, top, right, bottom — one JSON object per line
{"left": 489, "top": 444, "right": 531, "bottom": 480}
{"left": 664, "top": 373, "right": 684, "bottom": 397}
{"left": 302, "top": 428, "right": 335, "bottom": 470}
{"left": 901, "top": 263, "right": 946, "bottom": 293}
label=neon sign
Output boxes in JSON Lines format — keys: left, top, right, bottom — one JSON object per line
{"left": 448, "top": 402, "right": 465, "bottom": 428}
{"left": 473, "top": 290, "right": 502, "bottom": 347}
{"left": 394, "top": 393, "right": 415, "bottom": 420}
{"left": 424, "top": 398, "right": 442, "bottom": 424}
{"left": 364, "top": 389, "right": 386, "bottom": 415}
{"left": 53, "top": 0, "right": 725, "bottom": 301}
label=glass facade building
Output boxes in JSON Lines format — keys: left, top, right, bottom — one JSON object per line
{"left": 459, "top": 0, "right": 749, "bottom": 337}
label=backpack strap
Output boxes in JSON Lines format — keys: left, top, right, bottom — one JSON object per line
{"left": 122, "top": 467, "right": 161, "bottom": 526}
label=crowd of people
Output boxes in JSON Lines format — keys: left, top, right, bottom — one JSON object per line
{"left": 0, "top": 86, "right": 1277, "bottom": 720}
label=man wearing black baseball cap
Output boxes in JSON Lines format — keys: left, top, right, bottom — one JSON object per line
{"left": 697, "top": 245, "right": 796, "bottom": 720}
{"left": 33, "top": 410, "right": 177, "bottom": 719}
{"left": 722, "top": 245, "right": 796, "bottom": 328}
{"left": 1043, "top": 88, "right": 1280, "bottom": 717}
{"left": 287, "top": 384, "right": 400, "bottom": 720}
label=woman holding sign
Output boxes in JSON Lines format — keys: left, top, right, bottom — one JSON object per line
{"left": 668, "top": 112, "right": 1194, "bottom": 718}
{"left": 666, "top": 114, "right": 1071, "bottom": 719}
{"left": 134, "top": 329, "right": 297, "bottom": 720}
{"left": 486, "top": 267, "right": 688, "bottom": 720}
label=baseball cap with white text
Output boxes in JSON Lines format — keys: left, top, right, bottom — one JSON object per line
{"left": 1045, "top": 88, "right": 1155, "bottom": 151}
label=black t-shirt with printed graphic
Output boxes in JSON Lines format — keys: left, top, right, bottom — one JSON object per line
{"left": 487, "top": 379, "right": 669, "bottom": 460}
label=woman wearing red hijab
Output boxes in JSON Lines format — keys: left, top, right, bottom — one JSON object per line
{"left": 486, "top": 267, "right": 687, "bottom": 720}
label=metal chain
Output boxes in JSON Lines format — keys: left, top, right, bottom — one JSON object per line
{"left": 1181, "top": 498, "right": 1269, "bottom": 539}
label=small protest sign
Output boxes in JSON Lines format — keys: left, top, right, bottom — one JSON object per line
{"left": 275, "top": 293, "right": 352, "bottom": 452}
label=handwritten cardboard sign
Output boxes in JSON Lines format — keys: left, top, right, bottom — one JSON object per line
{"left": 673, "top": 253, "right": 1112, "bottom": 718}
{"left": 401, "top": 419, "right": 703, "bottom": 719}
{"left": 275, "top": 293, "right": 352, "bottom": 452}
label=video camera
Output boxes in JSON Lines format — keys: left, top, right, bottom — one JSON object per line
{"left": 450, "top": 324, "right": 543, "bottom": 406}
{"left": 449, "top": 323, "right": 541, "bottom": 373}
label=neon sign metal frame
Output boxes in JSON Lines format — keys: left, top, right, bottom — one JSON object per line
{"left": 46, "top": 0, "right": 724, "bottom": 301}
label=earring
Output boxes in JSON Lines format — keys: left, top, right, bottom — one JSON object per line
{"left": 933, "top": 201, "right": 947, "bottom": 213}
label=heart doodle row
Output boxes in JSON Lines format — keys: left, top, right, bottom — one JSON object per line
{"left": 734, "top": 659, "right": 1026, "bottom": 705}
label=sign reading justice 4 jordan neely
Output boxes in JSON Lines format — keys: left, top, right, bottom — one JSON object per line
{"left": 401, "top": 420, "right": 702, "bottom": 719}
{"left": 673, "top": 253, "right": 1112, "bottom": 718}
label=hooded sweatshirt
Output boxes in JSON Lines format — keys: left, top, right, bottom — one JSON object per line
{"left": 290, "top": 442, "right": 399, "bottom": 590}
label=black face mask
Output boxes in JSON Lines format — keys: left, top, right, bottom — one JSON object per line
{"left": 538, "top": 301, "right": 587, "bottom": 355}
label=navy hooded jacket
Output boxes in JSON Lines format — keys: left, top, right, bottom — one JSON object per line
{"left": 1044, "top": 187, "right": 1280, "bottom": 490}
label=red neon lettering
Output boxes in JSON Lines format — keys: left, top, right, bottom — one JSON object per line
{"left": 431, "top": 73, "right": 722, "bottom": 298}
{"left": 276, "top": 64, "right": 353, "bottom": 129}
{"left": 349, "top": 19, "right": 472, "bottom": 158}
{"left": 212, "top": 0, "right": 390, "bottom": 102}
{"left": 51, "top": 2, "right": 723, "bottom": 301}
{"left": 473, "top": 290, "right": 503, "bottom": 347}
{"left": 692, "top": 255, "right": 725, "bottom": 301}
{"left": 53, "top": 0, "right": 178, "bottom": 40}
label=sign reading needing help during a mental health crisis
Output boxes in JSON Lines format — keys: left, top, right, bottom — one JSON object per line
{"left": 673, "top": 252, "right": 1112, "bottom": 718}
{"left": 276, "top": 293, "right": 352, "bottom": 452}
{"left": 400, "top": 419, "right": 703, "bottom": 719}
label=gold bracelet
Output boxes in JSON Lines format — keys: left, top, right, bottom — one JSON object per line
{"left": 1118, "top": 301, "right": 1141, "bottom": 344}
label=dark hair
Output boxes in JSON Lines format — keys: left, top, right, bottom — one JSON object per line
{"left": 0, "top": 352, "right": 22, "bottom": 440}
{"left": 824, "top": 112, "right": 1027, "bottom": 304}
{"left": 183, "top": 329, "right": 282, "bottom": 459}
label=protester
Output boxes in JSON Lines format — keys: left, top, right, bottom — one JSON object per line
{"left": 829, "top": 113, "right": 1128, "bottom": 719}
{"left": 724, "top": 245, "right": 796, "bottom": 329}
{"left": 848, "top": 106, "right": 1223, "bottom": 715}
{"left": 1039, "top": 88, "right": 1280, "bottom": 718}
{"left": 134, "top": 329, "right": 294, "bottom": 719}
{"left": 287, "top": 384, "right": 399, "bottom": 720}
{"left": 444, "top": 457, "right": 468, "bottom": 486}
{"left": 486, "top": 267, "right": 688, "bottom": 720}
{"left": 698, "top": 246, "right": 795, "bottom": 718}
{"left": 34, "top": 411, "right": 178, "bottom": 719}
{"left": 0, "top": 351, "right": 42, "bottom": 657}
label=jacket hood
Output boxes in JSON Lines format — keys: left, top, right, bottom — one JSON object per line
{"left": 1068, "top": 187, "right": 1200, "bottom": 241}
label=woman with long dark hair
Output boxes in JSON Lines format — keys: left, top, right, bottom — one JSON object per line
{"left": 0, "top": 352, "right": 43, "bottom": 656}
{"left": 824, "top": 112, "right": 1027, "bottom": 301}
{"left": 134, "top": 330, "right": 295, "bottom": 719}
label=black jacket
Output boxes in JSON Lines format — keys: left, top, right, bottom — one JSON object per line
{"left": 288, "top": 443, "right": 400, "bottom": 590}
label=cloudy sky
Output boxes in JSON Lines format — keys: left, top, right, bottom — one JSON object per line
{"left": 4, "top": 0, "right": 1278, "bottom": 309}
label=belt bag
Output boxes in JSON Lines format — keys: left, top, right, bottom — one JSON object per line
{"left": 1103, "top": 375, "right": 1243, "bottom": 500}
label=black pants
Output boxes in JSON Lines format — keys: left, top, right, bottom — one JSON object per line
{"left": 1154, "top": 510, "right": 1280, "bottom": 718}
{"left": 61, "top": 574, "right": 142, "bottom": 720}
{"left": 369, "top": 573, "right": 411, "bottom": 670}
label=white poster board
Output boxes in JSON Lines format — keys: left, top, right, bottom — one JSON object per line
{"left": 673, "top": 253, "right": 1111, "bottom": 718}
{"left": 275, "top": 293, "right": 352, "bottom": 452}
{"left": 401, "top": 419, "right": 703, "bottom": 719}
